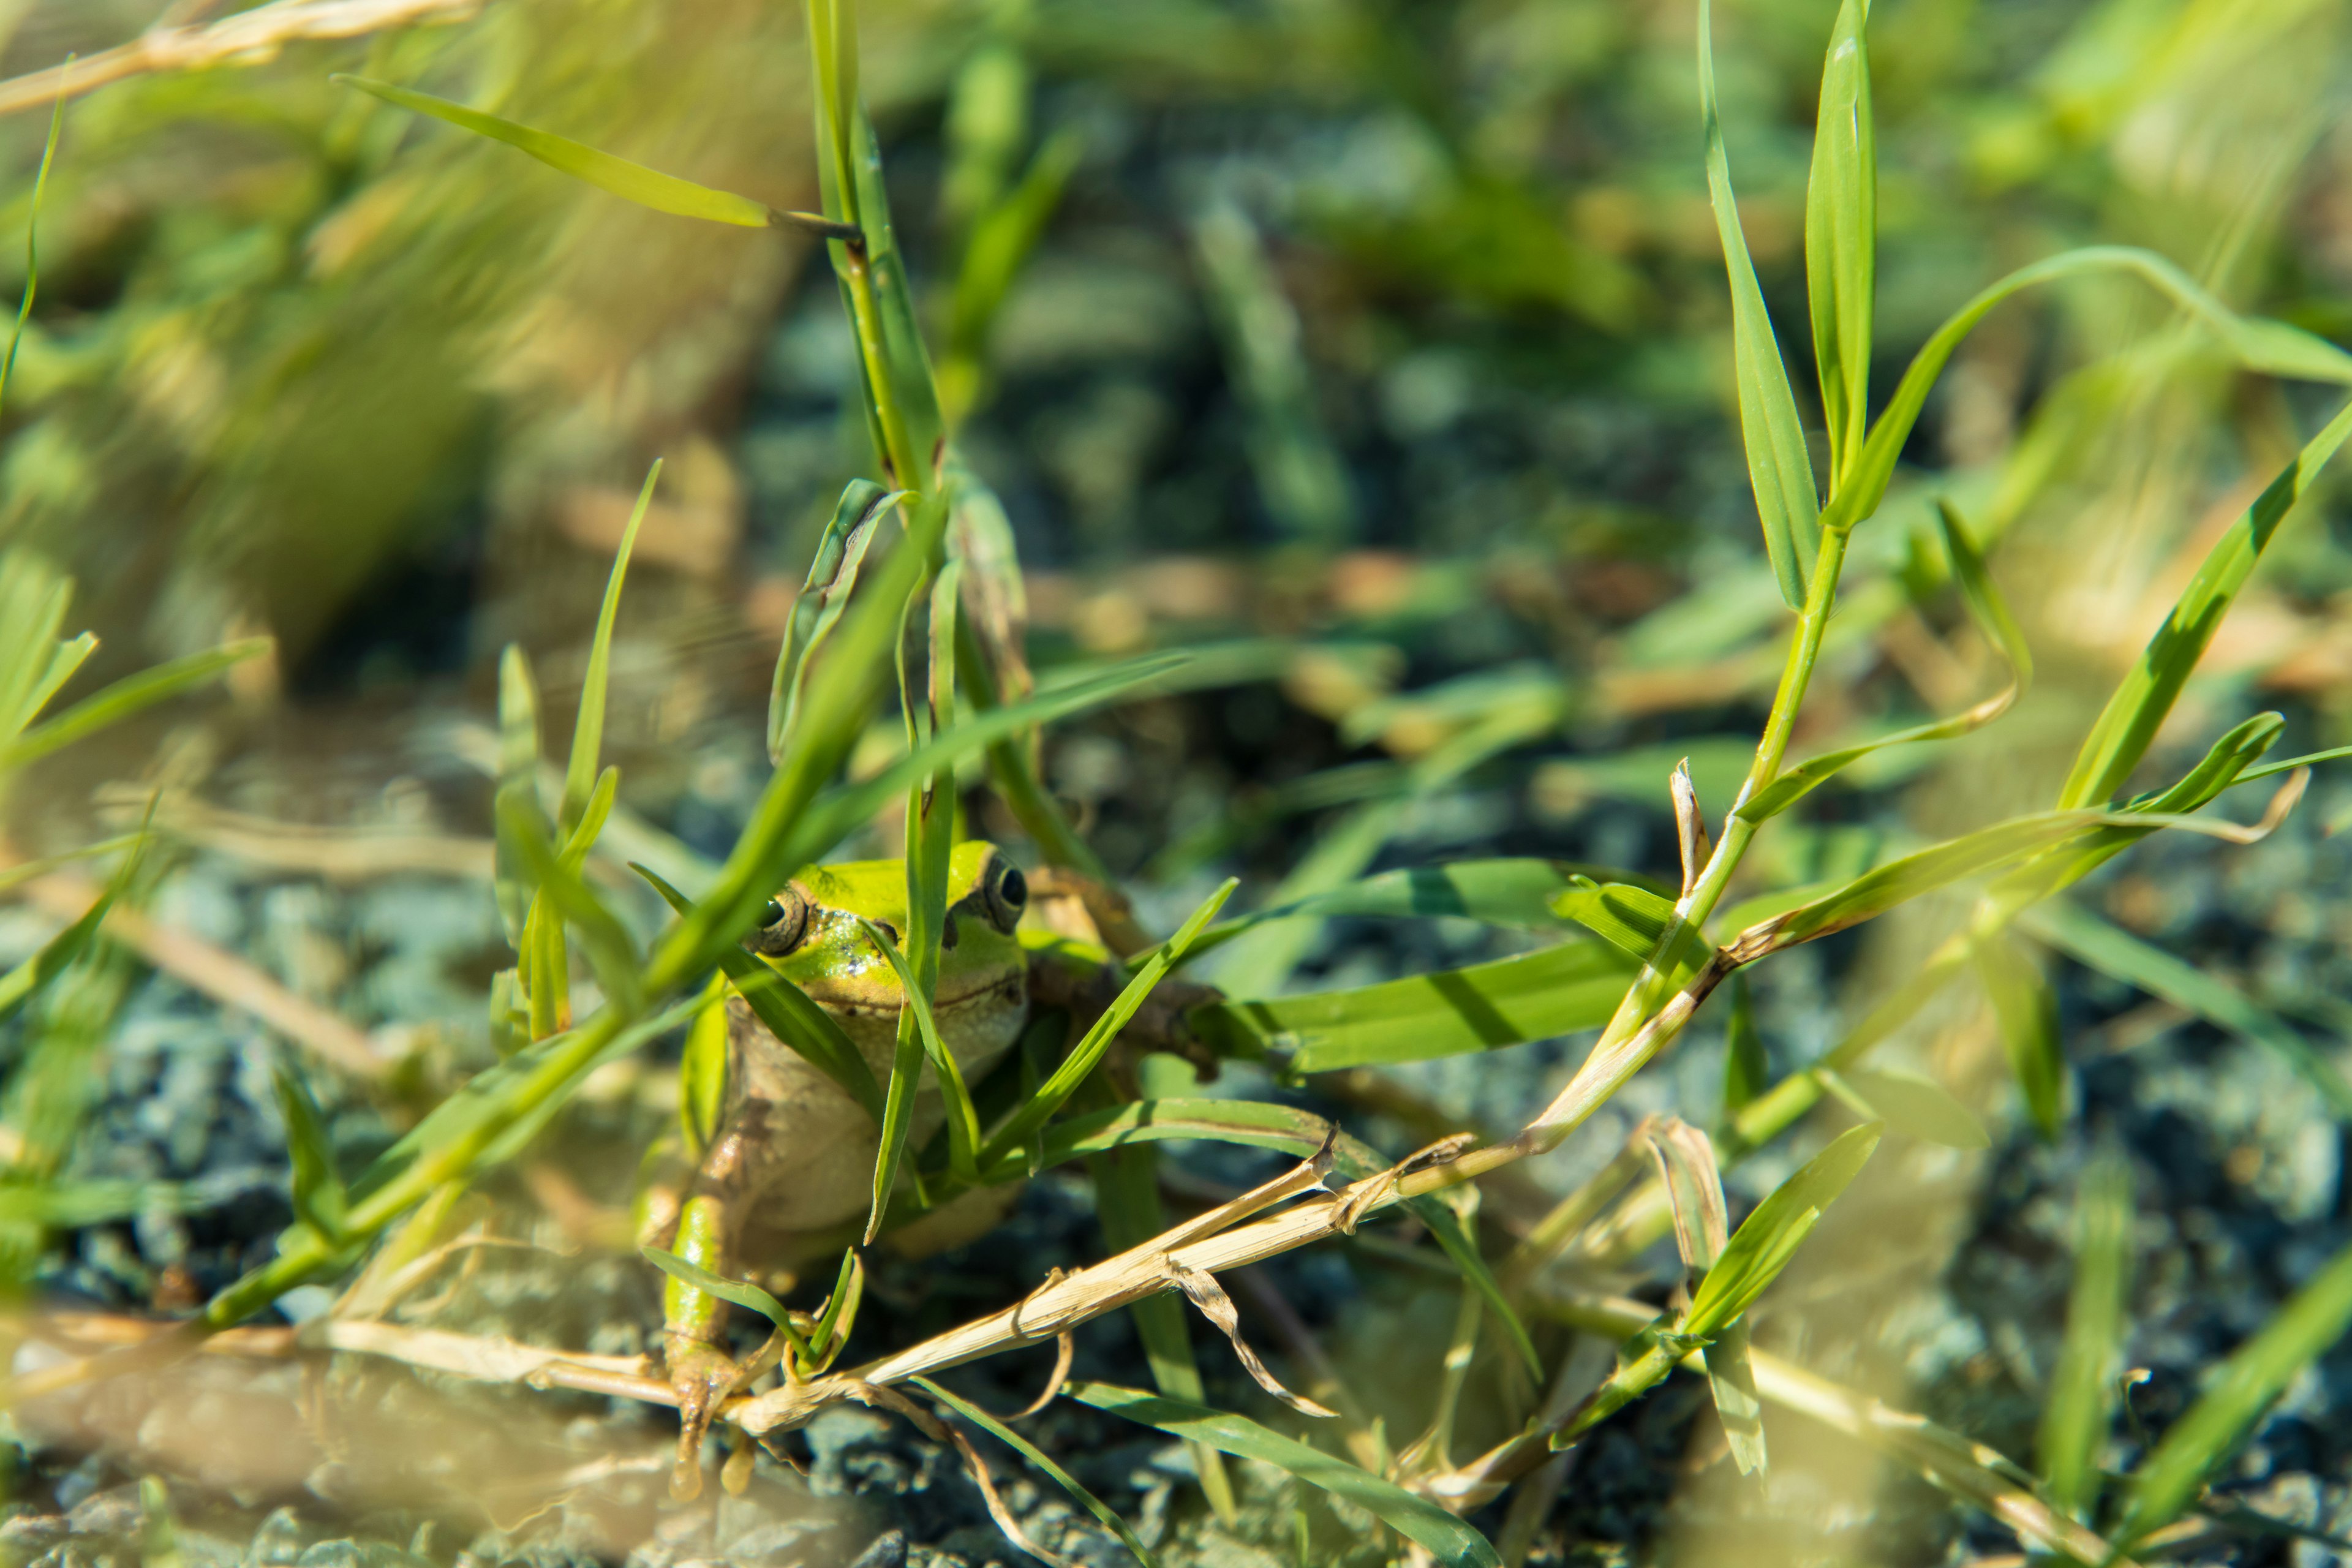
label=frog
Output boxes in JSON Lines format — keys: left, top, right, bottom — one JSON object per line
{"left": 644, "top": 840, "right": 1213, "bottom": 1482}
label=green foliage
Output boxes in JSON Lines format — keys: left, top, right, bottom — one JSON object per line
{"left": 1072, "top": 1382, "right": 1504, "bottom": 1568}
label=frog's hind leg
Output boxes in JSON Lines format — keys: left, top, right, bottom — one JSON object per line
{"left": 657, "top": 1106, "right": 770, "bottom": 1498}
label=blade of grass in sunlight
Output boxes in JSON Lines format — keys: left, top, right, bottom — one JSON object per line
{"left": 859, "top": 915, "right": 982, "bottom": 1202}
{"left": 1177, "top": 858, "right": 1662, "bottom": 965}
{"left": 914, "top": 1377, "right": 1159, "bottom": 1568}
{"left": 981, "top": 878, "right": 1235, "bottom": 1164}
{"left": 1973, "top": 932, "right": 2065, "bottom": 1137}
{"left": 1, "top": 638, "right": 270, "bottom": 769}
{"left": 769, "top": 480, "right": 896, "bottom": 764}
{"left": 2040, "top": 1148, "right": 2132, "bottom": 1524}
{"left": 1735, "top": 502, "right": 2027, "bottom": 823}
{"left": 2020, "top": 899, "right": 2352, "bottom": 1120}
{"left": 1698, "top": 0, "right": 1819, "bottom": 609}
{"left": 2061, "top": 395, "right": 2352, "bottom": 808}
{"left": 1821, "top": 258, "right": 2352, "bottom": 538}
{"left": 1804, "top": 0, "right": 1874, "bottom": 491}
{"left": 639, "top": 1246, "right": 814, "bottom": 1363}
{"left": 492, "top": 646, "right": 539, "bottom": 949}
{"left": 271, "top": 1066, "right": 347, "bottom": 1248}
{"left": 2117, "top": 1234, "right": 2352, "bottom": 1545}
{"left": 1190, "top": 937, "right": 1638, "bottom": 1071}
{"left": 1820, "top": 1068, "right": 1989, "bottom": 1150}
{"left": 1074, "top": 1382, "right": 1503, "bottom": 1568}
{"left": 560, "top": 460, "right": 657, "bottom": 835}
{"left": 0, "top": 69, "right": 62, "bottom": 417}
{"left": 1091, "top": 1145, "right": 1239, "bottom": 1524}
{"left": 1687, "top": 1123, "right": 1881, "bottom": 1336}
{"left": 333, "top": 77, "right": 854, "bottom": 238}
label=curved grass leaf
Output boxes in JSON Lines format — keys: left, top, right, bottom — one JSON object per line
{"left": 2040, "top": 1148, "right": 2133, "bottom": 1523}
{"left": 0, "top": 75, "right": 62, "bottom": 417}
{"left": 1071, "top": 1382, "right": 1503, "bottom": 1568}
{"left": 1188, "top": 937, "right": 1638, "bottom": 1071}
{"left": 1687, "top": 1123, "right": 1880, "bottom": 1335}
{"left": 1822, "top": 254, "right": 2352, "bottom": 539}
{"left": 639, "top": 1244, "right": 813, "bottom": 1362}
{"left": 859, "top": 916, "right": 982, "bottom": 1208}
{"left": 2020, "top": 899, "right": 2352, "bottom": 1121}
{"left": 1414, "top": 1189, "right": 1540, "bottom": 1378}
{"left": 4, "top": 638, "right": 270, "bottom": 770}
{"left": 1735, "top": 502, "right": 2027, "bottom": 823}
{"left": 272, "top": 1067, "right": 347, "bottom": 1245}
{"left": 1806, "top": 0, "right": 1874, "bottom": 488}
{"left": 2117, "top": 1235, "right": 2352, "bottom": 1545}
{"left": 2060, "top": 396, "right": 2352, "bottom": 809}
{"left": 770, "top": 480, "right": 896, "bottom": 764}
{"left": 335, "top": 76, "right": 853, "bottom": 238}
{"left": 493, "top": 646, "right": 540, "bottom": 949}
{"left": 1973, "top": 931, "right": 2065, "bottom": 1137}
{"left": 1178, "top": 858, "right": 1650, "bottom": 965}
{"left": 634, "top": 864, "right": 882, "bottom": 1120}
{"left": 1824, "top": 1068, "right": 1989, "bottom": 1150}
{"left": 914, "top": 1376, "right": 1159, "bottom": 1568}
{"left": 494, "top": 788, "right": 641, "bottom": 1015}
{"left": 1699, "top": 0, "right": 1819, "bottom": 609}
{"left": 980, "top": 878, "right": 1236, "bottom": 1164}
{"left": 561, "top": 461, "right": 657, "bottom": 835}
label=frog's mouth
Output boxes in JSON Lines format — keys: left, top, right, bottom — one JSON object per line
{"left": 807, "top": 966, "right": 1026, "bottom": 1020}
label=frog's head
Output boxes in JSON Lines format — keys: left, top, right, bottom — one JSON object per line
{"left": 742, "top": 840, "right": 1030, "bottom": 1020}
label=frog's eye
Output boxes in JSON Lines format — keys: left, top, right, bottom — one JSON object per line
{"left": 747, "top": 887, "right": 811, "bottom": 956}
{"left": 982, "top": 861, "right": 1028, "bottom": 934}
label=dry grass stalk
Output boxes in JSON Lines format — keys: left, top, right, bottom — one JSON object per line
{"left": 0, "top": 0, "right": 481, "bottom": 119}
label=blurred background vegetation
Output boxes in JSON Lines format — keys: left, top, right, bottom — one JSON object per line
{"left": 4, "top": 0, "right": 2352, "bottom": 1563}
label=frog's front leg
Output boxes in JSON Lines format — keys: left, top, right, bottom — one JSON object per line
{"left": 658, "top": 1102, "right": 772, "bottom": 1497}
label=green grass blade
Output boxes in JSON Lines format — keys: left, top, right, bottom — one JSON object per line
{"left": 1411, "top": 1191, "right": 1541, "bottom": 1377}
{"left": 334, "top": 77, "right": 850, "bottom": 238}
{"left": 3, "top": 639, "right": 270, "bottom": 769}
{"left": 634, "top": 864, "right": 883, "bottom": 1120}
{"left": 1823, "top": 1068, "right": 1989, "bottom": 1150}
{"left": 913, "top": 1377, "right": 1160, "bottom": 1568}
{"left": 494, "top": 646, "right": 540, "bottom": 949}
{"left": 2040, "top": 1148, "right": 2132, "bottom": 1523}
{"left": 271, "top": 1066, "right": 347, "bottom": 1245}
{"left": 981, "top": 879, "right": 1235, "bottom": 1164}
{"left": 809, "top": 1249, "right": 864, "bottom": 1367}
{"left": 1823, "top": 254, "right": 2352, "bottom": 538}
{"left": 1687, "top": 1123, "right": 1880, "bottom": 1334}
{"left": 0, "top": 838, "right": 138, "bottom": 1024}
{"left": 2060, "top": 396, "right": 2352, "bottom": 808}
{"left": 2117, "top": 1235, "right": 2352, "bottom": 1545}
{"left": 1972, "top": 931, "right": 2065, "bottom": 1137}
{"left": 559, "top": 766, "right": 618, "bottom": 869}
{"left": 859, "top": 917, "right": 982, "bottom": 1192}
{"left": 2233, "top": 742, "right": 2352, "bottom": 785}
{"left": 496, "top": 786, "right": 641, "bottom": 1015}
{"left": 2020, "top": 899, "right": 2352, "bottom": 1120}
{"left": 1072, "top": 1382, "right": 1503, "bottom": 1567}
{"left": 1700, "top": 0, "right": 1820, "bottom": 609}
{"left": 1189, "top": 938, "right": 1638, "bottom": 1072}
{"left": 1721, "top": 973, "right": 1767, "bottom": 1120}
{"left": 638, "top": 1245, "right": 812, "bottom": 1359}
{"left": 0, "top": 72, "right": 63, "bottom": 419}
{"left": 1805, "top": 0, "right": 1874, "bottom": 489}
{"left": 771, "top": 480, "right": 895, "bottom": 764}
{"left": 561, "top": 461, "right": 657, "bottom": 834}
{"left": 1091, "top": 1146, "right": 1238, "bottom": 1523}
{"left": 1177, "top": 858, "right": 1655, "bottom": 965}
{"left": 1734, "top": 502, "right": 2027, "bottom": 823}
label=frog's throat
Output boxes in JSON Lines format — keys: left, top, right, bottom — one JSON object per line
{"left": 804, "top": 966, "right": 1026, "bottom": 1020}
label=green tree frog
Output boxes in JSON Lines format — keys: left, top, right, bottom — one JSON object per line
{"left": 646, "top": 840, "right": 1207, "bottom": 1471}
